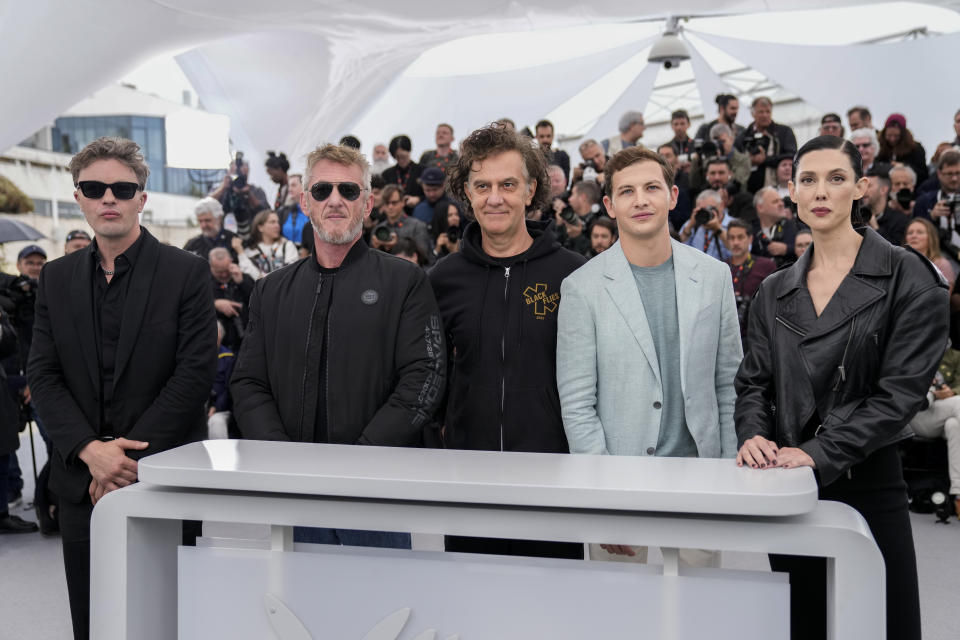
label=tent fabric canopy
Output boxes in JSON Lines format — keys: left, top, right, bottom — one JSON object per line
{"left": 2, "top": 0, "right": 957, "bottom": 185}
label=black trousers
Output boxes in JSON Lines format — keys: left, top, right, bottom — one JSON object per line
{"left": 59, "top": 496, "right": 94, "bottom": 640}
{"left": 445, "top": 535, "right": 584, "bottom": 560}
{"left": 59, "top": 494, "right": 203, "bottom": 640}
{"left": 770, "top": 443, "right": 921, "bottom": 640}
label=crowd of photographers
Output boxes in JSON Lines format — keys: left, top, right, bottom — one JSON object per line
{"left": 4, "top": 97, "right": 960, "bottom": 541}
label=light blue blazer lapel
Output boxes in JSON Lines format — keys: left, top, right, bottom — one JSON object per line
{"left": 671, "top": 241, "right": 704, "bottom": 394}
{"left": 603, "top": 242, "right": 661, "bottom": 387}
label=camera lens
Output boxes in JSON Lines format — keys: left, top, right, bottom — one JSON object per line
{"left": 560, "top": 209, "right": 578, "bottom": 224}
{"left": 374, "top": 226, "right": 392, "bottom": 242}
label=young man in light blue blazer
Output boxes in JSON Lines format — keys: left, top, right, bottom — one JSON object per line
{"left": 556, "top": 146, "right": 743, "bottom": 563}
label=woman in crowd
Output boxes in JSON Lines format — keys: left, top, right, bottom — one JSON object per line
{"left": 905, "top": 217, "right": 955, "bottom": 293}
{"left": 233, "top": 210, "right": 298, "bottom": 280}
{"left": 735, "top": 135, "right": 948, "bottom": 640}
{"left": 876, "top": 113, "right": 928, "bottom": 185}
{"left": 434, "top": 201, "right": 463, "bottom": 258}
{"left": 264, "top": 151, "right": 291, "bottom": 209}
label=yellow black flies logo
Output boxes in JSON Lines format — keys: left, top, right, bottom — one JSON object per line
{"left": 523, "top": 283, "right": 559, "bottom": 319}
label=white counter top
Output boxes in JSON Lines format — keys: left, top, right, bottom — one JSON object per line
{"left": 138, "top": 440, "right": 816, "bottom": 517}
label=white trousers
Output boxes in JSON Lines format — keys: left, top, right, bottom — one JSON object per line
{"left": 207, "top": 411, "right": 231, "bottom": 440}
{"left": 909, "top": 396, "right": 960, "bottom": 494}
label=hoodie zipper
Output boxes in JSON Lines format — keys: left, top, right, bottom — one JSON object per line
{"left": 297, "top": 274, "right": 324, "bottom": 442}
{"left": 499, "top": 266, "right": 511, "bottom": 451}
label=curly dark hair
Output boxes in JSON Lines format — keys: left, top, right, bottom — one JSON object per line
{"left": 446, "top": 123, "right": 550, "bottom": 215}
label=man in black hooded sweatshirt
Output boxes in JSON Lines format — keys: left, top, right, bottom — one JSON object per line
{"left": 430, "top": 123, "right": 586, "bottom": 559}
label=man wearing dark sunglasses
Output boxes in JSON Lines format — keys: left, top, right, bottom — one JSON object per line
{"left": 232, "top": 143, "right": 445, "bottom": 549}
{"left": 27, "top": 137, "right": 217, "bottom": 640}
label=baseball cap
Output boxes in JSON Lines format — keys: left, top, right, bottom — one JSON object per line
{"left": 18, "top": 245, "right": 46, "bottom": 261}
{"left": 420, "top": 167, "right": 445, "bottom": 186}
{"left": 65, "top": 229, "right": 91, "bottom": 243}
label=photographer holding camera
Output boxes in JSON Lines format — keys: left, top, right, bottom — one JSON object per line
{"left": 210, "top": 152, "right": 269, "bottom": 240}
{"left": 918, "top": 149, "right": 960, "bottom": 221}
{"left": 370, "top": 184, "right": 434, "bottom": 264}
{"left": 0, "top": 245, "right": 47, "bottom": 514}
{"left": 434, "top": 201, "right": 463, "bottom": 258}
{"left": 734, "top": 97, "right": 797, "bottom": 194}
{"left": 888, "top": 165, "right": 918, "bottom": 216}
{"left": 751, "top": 187, "right": 798, "bottom": 267}
{"left": 209, "top": 247, "right": 254, "bottom": 353}
{"left": 863, "top": 168, "right": 908, "bottom": 246}
{"left": 572, "top": 139, "right": 609, "bottom": 188}
{"left": 689, "top": 123, "right": 750, "bottom": 194}
{"left": 679, "top": 189, "right": 732, "bottom": 261}
{"left": 916, "top": 150, "right": 960, "bottom": 263}
{"left": 551, "top": 180, "right": 604, "bottom": 258}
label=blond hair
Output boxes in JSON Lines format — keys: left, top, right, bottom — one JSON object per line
{"left": 303, "top": 144, "right": 371, "bottom": 191}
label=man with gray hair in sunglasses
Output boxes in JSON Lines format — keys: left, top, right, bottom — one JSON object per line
{"left": 231, "top": 143, "right": 446, "bottom": 547}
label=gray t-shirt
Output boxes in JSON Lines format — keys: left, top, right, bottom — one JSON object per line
{"left": 630, "top": 256, "right": 698, "bottom": 458}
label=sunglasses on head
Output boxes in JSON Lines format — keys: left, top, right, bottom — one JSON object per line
{"left": 76, "top": 181, "right": 141, "bottom": 200}
{"left": 310, "top": 181, "right": 363, "bottom": 202}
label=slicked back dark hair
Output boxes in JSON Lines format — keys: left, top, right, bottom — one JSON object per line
{"left": 792, "top": 135, "right": 863, "bottom": 181}
{"left": 446, "top": 123, "right": 550, "bottom": 214}
{"left": 792, "top": 134, "right": 865, "bottom": 222}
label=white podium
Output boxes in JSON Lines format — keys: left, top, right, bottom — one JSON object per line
{"left": 89, "top": 440, "right": 884, "bottom": 639}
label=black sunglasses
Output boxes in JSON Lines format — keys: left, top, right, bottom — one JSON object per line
{"left": 310, "top": 181, "right": 363, "bottom": 202}
{"left": 76, "top": 181, "right": 141, "bottom": 200}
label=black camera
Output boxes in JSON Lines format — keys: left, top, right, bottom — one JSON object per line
{"left": 693, "top": 138, "right": 719, "bottom": 158}
{"left": 373, "top": 224, "right": 394, "bottom": 243}
{"left": 942, "top": 193, "right": 960, "bottom": 215}
{"left": 746, "top": 133, "right": 770, "bottom": 156}
{"left": 232, "top": 151, "right": 247, "bottom": 190}
{"left": 695, "top": 205, "right": 718, "bottom": 227}
{"left": 895, "top": 188, "right": 914, "bottom": 210}
{"left": 735, "top": 294, "right": 751, "bottom": 327}
{"left": 723, "top": 178, "right": 742, "bottom": 197}
{"left": 223, "top": 151, "right": 252, "bottom": 219}
{"left": 446, "top": 226, "right": 461, "bottom": 243}
{"left": 5, "top": 275, "right": 38, "bottom": 326}
{"left": 560, "top": 208, "right": 579, "bottom": 225}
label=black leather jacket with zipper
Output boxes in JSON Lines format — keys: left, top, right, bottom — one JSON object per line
{"left": 734, "top": 227, "right": 949, "bottom": 485}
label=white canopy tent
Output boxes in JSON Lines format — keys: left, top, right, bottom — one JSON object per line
{"left": 3, "top": 0, "right": 960, "bottom": 187}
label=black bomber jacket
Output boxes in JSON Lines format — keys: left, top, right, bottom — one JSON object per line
{"left": 231, "top": 238, "right": 445, "bottom": 446}
{"left": 734, "top": 227, "right": 949, "bottom": 485}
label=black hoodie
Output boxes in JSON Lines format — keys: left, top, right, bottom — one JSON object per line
{"left": 429, "top": 220, "right": 586, "bottom": 452}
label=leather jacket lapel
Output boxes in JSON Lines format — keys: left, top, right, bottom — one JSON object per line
{"left": 803, "top": 275, "right": 885, "bottom": 342}
{"left": 70, "top": 248, "right": 100, "bottom": 390}
{"left": 114, "top": 230, "right": 160, "bottom": 382}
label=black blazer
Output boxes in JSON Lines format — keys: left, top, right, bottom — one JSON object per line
{"left": 27, "top": 228, "right": 217, "bottom": 503}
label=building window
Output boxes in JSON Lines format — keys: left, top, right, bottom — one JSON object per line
{"left": 50, "top": 115, "right": 213, "bottom": 197}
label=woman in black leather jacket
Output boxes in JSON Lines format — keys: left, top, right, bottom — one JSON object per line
{"left": 734, "top": 135, "right": 949, "bottom": 640}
